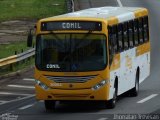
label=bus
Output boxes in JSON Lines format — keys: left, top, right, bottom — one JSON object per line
{"left": 27, "top": 7, "right": 150, "bottom": 110}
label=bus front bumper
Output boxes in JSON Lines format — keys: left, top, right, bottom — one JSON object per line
{"left": 35, "top": 85, "right": 109, "bottom": 101}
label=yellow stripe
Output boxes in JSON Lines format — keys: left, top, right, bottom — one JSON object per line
{"left": 110, "top": 53, "right": 120, "bottom": 71}
{"left": 134, "top": 8, "right": 148, "bottom": 18}
{"left": 136, "top": 42, "right": 150, "bottom": 56}
{"left": 107, "top": 16, "right": 119, "bottom": 26}
{"left": 125, "top": 55, "right": 132, "bottom": 69}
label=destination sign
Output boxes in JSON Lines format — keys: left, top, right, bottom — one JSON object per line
{"left": 41, "top": 21, "right": 102, "bottom": 31}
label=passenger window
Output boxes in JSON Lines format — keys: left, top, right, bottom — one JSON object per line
{"left": 143, "top": 16, "right": 149, "bottom": 42}
{"left": 138, "top": 18, "right": 144, "bottom": 44}
{"left": 108, "top": 25, "right": 118, "bottom": 66}
{"left": 117, "top": 24, "right": 124, "bottom": 51}
{"left": 108, "top": 26, "right": 112, "bottom": 56}
{"left": 128, "top": 20, "right": 134, "bottom": 48}
{"left": 123, "top": 22, "right": 129, "bottom": 50}
{"left": 112, "top": 25, "right": 118, "bottom": 53}
{"left": 134, "top": 19, "right": 139, "bottom": 46}
{"left": 108, "top": 26, "right": 118, "bottom": 55}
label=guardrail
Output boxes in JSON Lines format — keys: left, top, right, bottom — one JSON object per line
{"left": 0, "top": 48, "right": 35, "bottom": 75}
{"left": 0, "top": 48, "right": 35, "bottom": 67}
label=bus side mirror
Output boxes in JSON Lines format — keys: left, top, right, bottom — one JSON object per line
{"left": 27, "top": 29, "right": 33, "bottom": 47}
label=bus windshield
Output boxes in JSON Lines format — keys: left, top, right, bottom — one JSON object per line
{"left": 36, "top": 33, "right": 107, "bottom": 72}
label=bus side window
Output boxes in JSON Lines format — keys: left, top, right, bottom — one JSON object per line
{"left": 108, "top": 26, "right": 113, "bottom": 56}
{"left": 108, "top": 26, "right": 118, "bottom": 54}
{"left": 143, "top": 16, "right": 149, "bottom": 42}
{"left": 128, "top": 20, "right": 134, "bottom": 48}
{"left": 108, "top": 25, "right": 118, "bottom": 65}
{"left": 112, "top": 25, "right": 118, "bottom": 53}
{"left": 134, "top": 19, "right": 139, "bottom": 46}
{"left": 138, "top": 17, "right": 144, "bottom": 44}
{"left": 123, "top": 22, "right": 129, "bottom": 50}
{"left": 118, "top": 24, "right": 124, "bottom": 52}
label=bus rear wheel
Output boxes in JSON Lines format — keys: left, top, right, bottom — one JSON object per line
{"left": 44, "top": 100, "right": 56, "bottom": 111}
{"left": 129, "top": 70, "right": 139, "bottom": 97}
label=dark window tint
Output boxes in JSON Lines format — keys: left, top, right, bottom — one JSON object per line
{"left": 134, "top": 19, "right": 139, "bottom": 46}
{"left": 110, "top": 25, "right": 118, "bottom": 53}
{"left": 143, "top": 16, "right": 149, "bottom": 42}
{"left": 108, "top": 25, "right": 118, "bottom": 65}
{"left": 128, "top": 20, "right": 134, "bottom": 48}
{"left": 123, "top": 22, "right": 129, "bottom": 50}
{"left": 138, "top": 18, "right": 144, "bottom": 44}
{"left": 118, "top": 24, "right": 124, "bottom": 51}
{"left": 108, "top": 26, "right": 112, "bottom": 56}
{"left": 36, "top": 34, "right": 107, "bottom": 72}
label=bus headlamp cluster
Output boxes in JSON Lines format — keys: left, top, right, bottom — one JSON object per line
{"left": 35, "top": 79, "right": 49, "bottom": 90}
{"left": 92, "top": 80, "right": 107, "bottom": 90}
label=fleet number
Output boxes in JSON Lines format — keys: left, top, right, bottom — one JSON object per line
{"left": 50, "top": 83, "right": 62, "bottom": 87}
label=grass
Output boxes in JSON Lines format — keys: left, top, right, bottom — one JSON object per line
{"left": 0, "top": 0, "right": 67, "bottom": 76}
{"left": 0, "top": 0, "right": 67, "bottom": 21}
{"left": 0, "top": 41, "right": 31, "bottom": 59}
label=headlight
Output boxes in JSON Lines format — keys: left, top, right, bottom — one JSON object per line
{"left": 35, "top": 79, "right": 49, "bottom": 90}
{"left": 92, "top": 80, "right": 107, "bottom": 90}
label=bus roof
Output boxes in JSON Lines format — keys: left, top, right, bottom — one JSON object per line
{"left": 40, "top": 7, "right": 148, "bottom": 23}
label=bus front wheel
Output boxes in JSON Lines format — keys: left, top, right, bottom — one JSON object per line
{"left": 44, "top": 100, "right": 56, "bottom": 111}
{"left": 105, "top": 84, "right": 118, "bottom": 109}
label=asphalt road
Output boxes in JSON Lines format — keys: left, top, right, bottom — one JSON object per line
{"left": 0, "top": 0, "right": 160, "bottom": 120}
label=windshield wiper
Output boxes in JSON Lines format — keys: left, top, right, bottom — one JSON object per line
{"left": 73, "top": 30, "right": 93, "bottom": 49}
{"left": 80, "top": 30, "right": 93, "bottom": 40}
{"left": 49, "top": 31, "right": 61, "bottom": 40}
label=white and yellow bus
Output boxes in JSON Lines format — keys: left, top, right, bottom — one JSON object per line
{"left": 27, "top": 7, "right": 150, "bottom": 110}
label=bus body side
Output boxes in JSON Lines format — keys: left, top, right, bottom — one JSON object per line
{"left": 108, "top": 8, "right": 150, "bottom": 99}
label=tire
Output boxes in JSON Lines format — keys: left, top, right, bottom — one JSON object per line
{"left": 129, "top": 70, "right": 139, "bottom": 97}
{"left": 44, "top": 100, "right": 56, "bottom": 111}
{"left": 105, "top": 85, "right": 118, "bottom": 109}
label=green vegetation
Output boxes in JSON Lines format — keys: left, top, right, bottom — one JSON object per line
{"left": 0, "top": 0, "right": 66, "bottom": 21}
{"left": 0, "top": 41, "right": 31, "bottom": 59}
{"left": 0, "top": 0, "right": 67, "bottom": 76}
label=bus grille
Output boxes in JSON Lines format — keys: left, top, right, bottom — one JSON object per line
{"left": 45, "top": 75, "right": 97, "bottom": 83}
{"left": 52, "top": 94, "right": 90, "bottom": 98}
